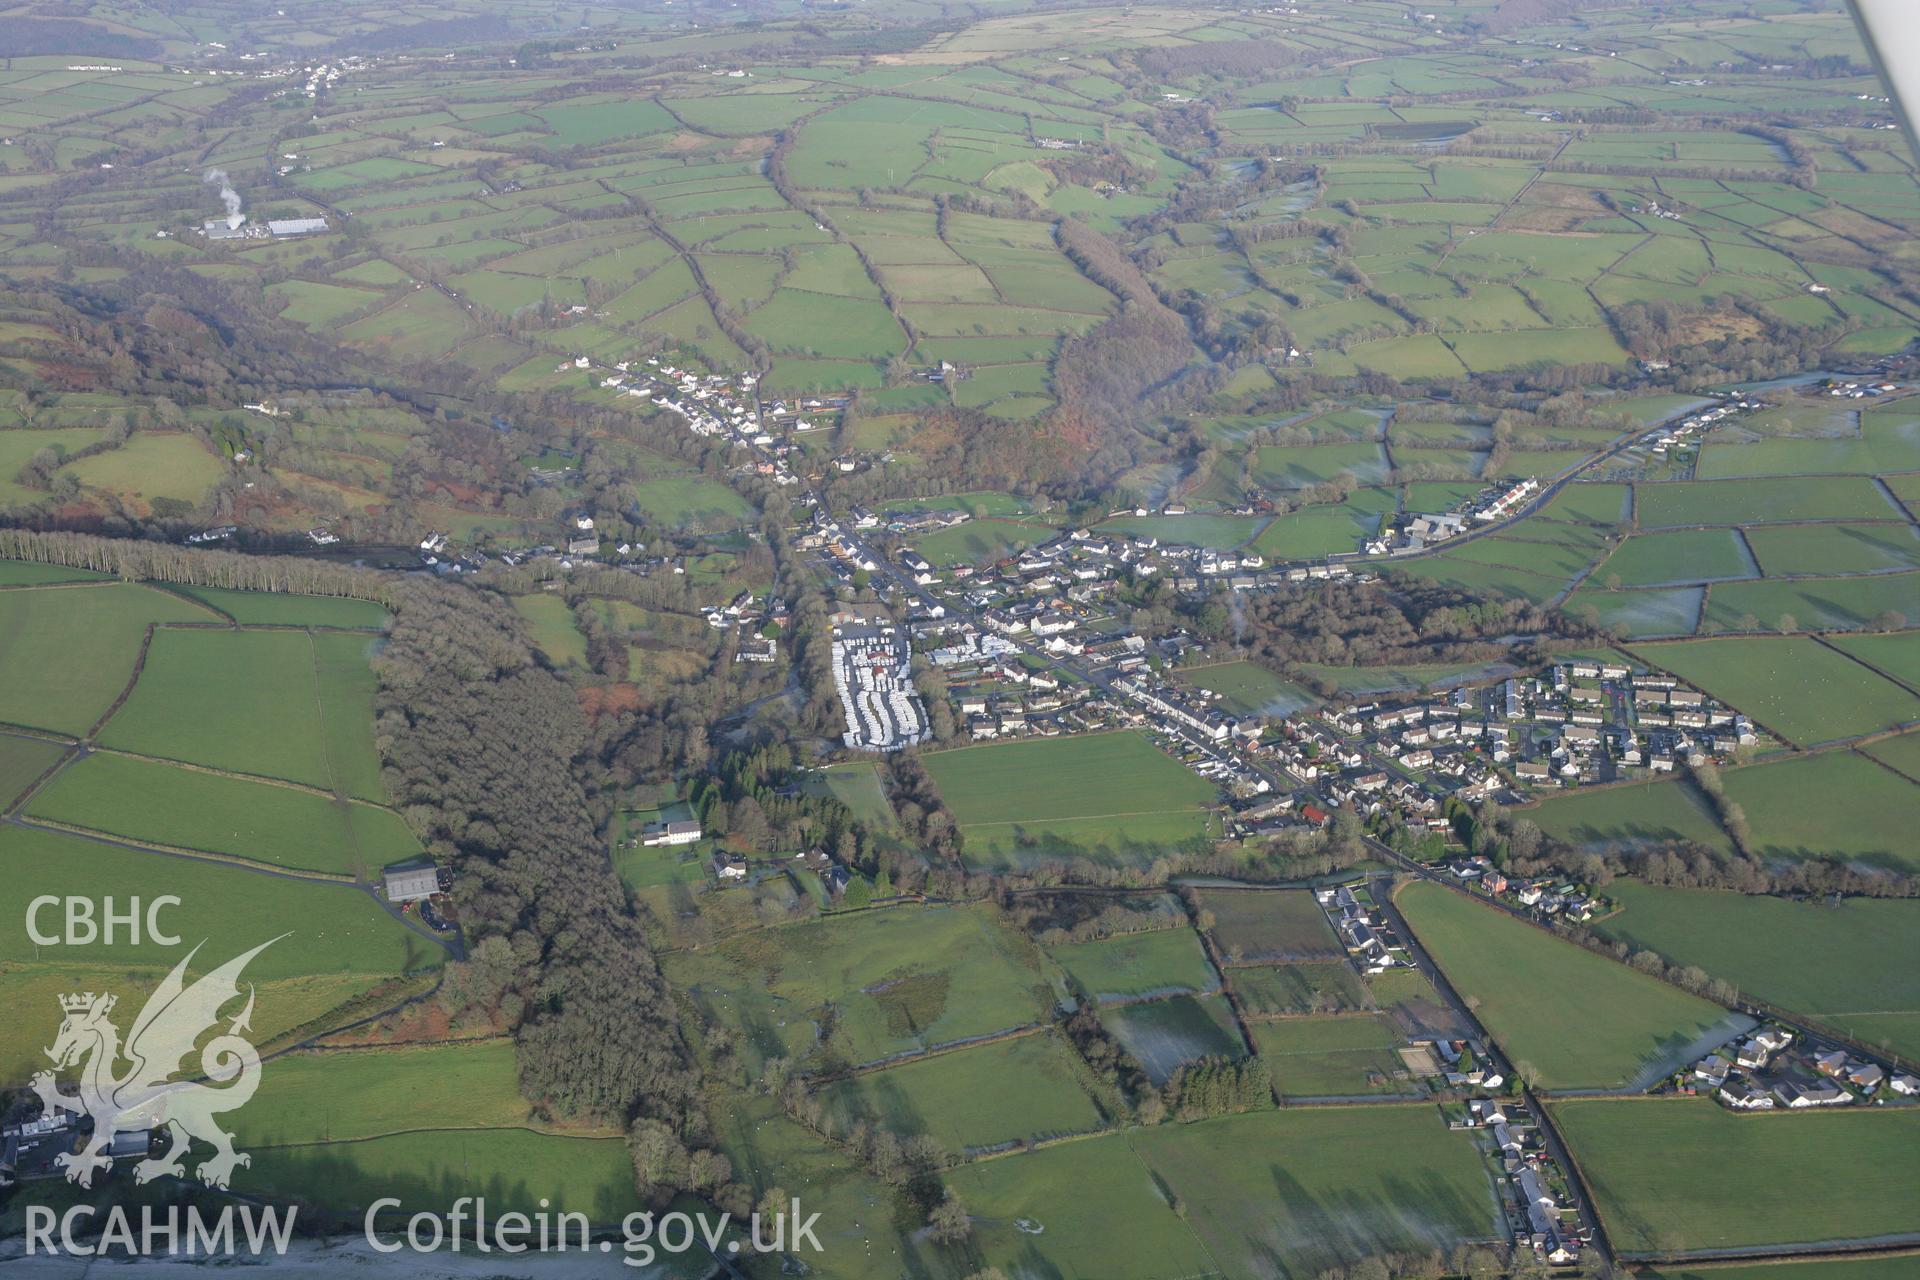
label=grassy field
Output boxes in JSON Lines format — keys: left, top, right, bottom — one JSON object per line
{"left": 802, "top": 760, "right": 899, "bottom": 832}
{"left": 513, "top": 592, "right": 589, "bottom": 667}
{"left": 308, "top": 631, "right": 389, "bottom": 803}
{"left": 246, "top": 1129, "right": 641, "bottom": 1221}
{"left": 0, "top": 583, "right": 216, "bottom": 735}
{"left": 1631, "top": 637, "right": 1920, "bottom": 745}
{"left": 663, "top": 903, "right": 1048, "bottom": 1070}
{"left": 61, "top": 432, "right": 227, "bottom": 513}
{"left": 1293, "top": 660, "right": 1507, "bottom": 695}
{"left": 1395, "top": 880, "right": 1738, "bottom": 1090}
{"left": 169, "top": 585, "right": 389, "bottom": 629}
{"left": 1049, "top": 927, "right": 1218, "bottom": 1002}
{"left": 1531, "top": 775, "right": 1732, "bottom": 853}
{"left": 0, "top": 560, "right": 110, "bottom": 585}
{"left": 1634, "top": 478, "right": 1898, "bottom": 527}
{"left": 1717, "top": 749, "right": 1920, "bottom": 873}
{"left": 1595, "top": 879, "right": 1920, "bottom": 1059}
{"left": 1552, "top": 1098, "right": 1920, "bottom": 1255}
{"left": 941, "top": 1133, "right": 1216, "bottom": 1280}
{"left": 923, "top": 731, "right": 1217, "bottom": 867}
{"left": 1232, "top": 962, "right": 1371, "bottom": 1016}
{"left": 816, "top": 1030, "right": 1107, "bottom": 1153}
{"left": 1744, "top": 523, "right": 1920, "bottom": 577}
{"left": 914, "top": 516, "right": 1061, "bottom": 568}
{"left": 240, "top": 1040, "right": 545, "bottom": 1146}
{"left": 0, "top": 732, "right": 64, "bottom": 810}
{"left": 1701, "top": 573, "right": 1920, "bottom": 634}
{"left": 1564, "top": 583, "right": 1705, "bottom": 638}
{"left": 1099, "top": 994, "right": 1245, "bottom": 1084}
{"left": 1593, "top": 529, "right": 1754, "bottom": 587}
{"left": 99, "top": 628, "right": 355, "bottom": 792}
{"left": 1197, "top": 889, "right": 1343, "bottom": 964}
{"left": 1646, "top": 1259, "right": 1920, "bottom": 1280}
{"left": 26, "top": 752, "right": 420, "bottom": 876}
{"left": 631, "top": 474, "right": 754, "bottom": 529}
{"left": 1181, "top": 661, "right": 1317, "bottom": 718}
{"left": 1541, "top": 482, "right": 1630, "bottom": 524}
{"left": 1130, "top": 1105, "right": 1498, "bottom": 1278}
{"left": 1251, "top": 1014, "right": 1410, "bottom": 1097}
{"left": 1829, "top": 630, "right": 1920, "bottom": 690}
{"left": 90, "top": 628, "right": 376, "bottom": 801}
{"left": 0, "top": 823, "right": 440, "bottom": 1078}
{"left": 711, "top": 1091, "right": 929, "bottom": 1279}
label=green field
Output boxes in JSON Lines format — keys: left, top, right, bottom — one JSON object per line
{"left": 1099, "top": 994, "right": 1245, "bottom": 1084}
{"left": 1553, "top": 1099, "right": 1920, "bottom": 1255}
{"left": 100, "top": 628, "right": 389, "bottom": 800}
{"left": 1564, "top": 583, "right": 1705, "bottom": 638}
{"left": 26, "top": 751, "right": 420, "bottom": 876}
{"left": 630, "top": 473, "right": 754, "bottom": 529}
{"left": 0, "top": 583, "right": 216, "bottom": 735}
{"left": 1181, "top": 661, "right": 1317, "bottom": 718}
{"left": 1293, "top": 660, "right": 1508, "bottom": 695}
{"left": 0, "top": 559, "right": 109, "bottom": 585}
{"left": 1717, "top": 749, "right": 1920, "bottom": 873}
{"left": 1532, "top": 773, "right": 1732, "bottom": 852}
{"left": 662, "top": 903, "right": 1048, "bottom": 1070}
{"left": 1647, "top": 1259, "right": 1920, "bottom": 1280}
{"left": 1829, "top": 630, "right": 1920, "bottom": 690}
{"left": 914, "top": 517, "right": 1061, "bottom": 568}
{"left": 1695, "top": 410, "right": 1920, "bottom": 478}
{"left": 1198, "top": 889, "right": 1343, "bottom": 964}
{"left": 0, "top": 732, "right": 64, "bottom": 809}
{"left": 1631, "top": 637, "right": 1920, "bottom": 746}
{"left": 1130, "top": 1105, "right": 1498, "bottom": 1278}
{"left": 513, "top": 592, "right": 589, "bottom": 667}
{"left": 923, "top": 731, "right": 1218, "bottom": 867}
{"left": 1595, "top": 880, "right": 1920, "bottom": 1060}
{"left": 1700, "top": 572, "right": 1920, "bottom": 633}
{"left": 246, "top": 1129, "right": 641, "bottom": 1221}
{"left": 1744, "top": 522, "right": 1920, "bottom": 577}
{"left": 1635, "top": 478, "right": 1899, "bottom": 527}
{"left": 1542, "top": 482, "right": 1630, "bottom": 525}
{"left": 1251, "top": 1014, "right": 1410, "bottom": 1097}
{"left": 0, "top": 823, "right": 440, "bottom": 1078}
{"left": 816, "top": 1030, "right": 1107, "bottom": 1153}
{"left": 61, "top": 432, "right": 227, "bottom": 512}
{"left": 802, "top": 760, "right": 899, "bottom": 832}
{"left": 1593, "top": 529, "right": 1754, "bottom": 587}
{"left": 241, "top": 1040, "right": 543, "bottom": 1146}
{"left": 169, "top": 585, "right": 389, "bottom": 629}
{"left": 1395, "top": 880, "right": 1739, "bottom": 1090}
{"left": 1232, "top": 962, "right": 1371, "bottom": 1016}
{"left": 940, "top": 1133, "right": 1216, "bottom": 1280}
{"left": 1049, "top": 927, "right": 1218, "bottom": 1002}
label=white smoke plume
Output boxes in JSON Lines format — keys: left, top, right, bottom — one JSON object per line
{"left": 204, "top": 168, "right": 243, "bottom": 229}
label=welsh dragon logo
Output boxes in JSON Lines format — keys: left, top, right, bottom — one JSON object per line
{"left": 32, "top": 938, "right": 278, "bottom": 1190}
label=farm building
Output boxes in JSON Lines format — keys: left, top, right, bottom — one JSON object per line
{"left": 642, "top": 820, "right": 702, "bottom": 847}
{"left": 383, "top": 863, "right": 440, "bottom": 903}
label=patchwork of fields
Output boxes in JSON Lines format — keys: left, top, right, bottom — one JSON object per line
{"left": 3, "top": 0, "right": 1920, "bottom": 1271}
{"left": 0, "top": 578, "right": 458, "bottom": 1172}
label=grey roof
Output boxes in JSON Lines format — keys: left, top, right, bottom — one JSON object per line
{"left": 384, "top": 865, "right": 439, "bottom": 901}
